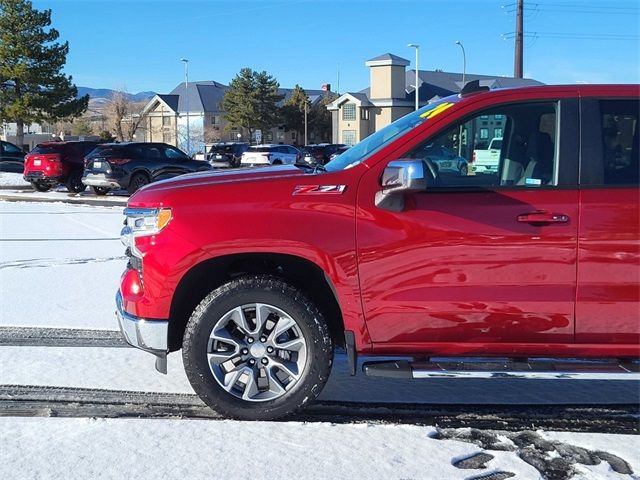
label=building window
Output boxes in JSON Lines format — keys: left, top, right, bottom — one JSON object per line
{"left": 162, "top": 132, "right": 172, "bottom": 143}
{"left": 277, "top": 130, "right": 285, "bottom": 141}
{"left": 480, "top": 115, "right": 490, "bottom": 119}
{"left": 360, "top": 108, "right": 369, "bottom": 120}
{"left": 494, "top": 114, "right": 504, "bottom": 120}
{"left": 343, "top": 103, "right": 356, "bottom": 121}
{"left": 211, "top": 115, "right": 221, "bottom": 125}
{"left": 162, "top": 116, "right": 171, "bottom": 126}
{"left": 479, "top": 128, "right": 489, "bottom": 139}
{"left": 494, "top": 128, "right": 503, "bottom": 138}
{"left": 342, "top": 130, "right": 357, "bottom": 146}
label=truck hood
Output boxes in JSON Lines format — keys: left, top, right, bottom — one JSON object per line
{"left": 136, "top": 164, "right": 307, "bottom": 196}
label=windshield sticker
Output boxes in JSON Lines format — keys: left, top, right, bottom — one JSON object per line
{"left": 419, "top": 102, "right": 455, "bottom": 119}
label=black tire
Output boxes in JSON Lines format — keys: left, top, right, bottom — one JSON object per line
{"left": 182, "top": 275, "right": 333, "bottom": 420}
{"left": 92, "top": 186, "right": 110, "bottom": 196}
{"left": 272, "top": 160, "right": 282, "bottom": 165}
{"left": 66, "top": 170, "right": 87, "bottom": 193}
{"left": 32, "top": 181, "right": 51, "bottom": 192}
{"left": 460, "top": 164, "right": 469, "bottom": 176}
{"left": 127, "top": 172, "right": 150, "bottom": 195}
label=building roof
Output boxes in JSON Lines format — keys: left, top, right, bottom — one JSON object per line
{"left": 168, "top": 81, "right": 228, "bottom": 113}
{"left": 156, "top": 94, "right": 179, "bottom": 112}
{"left": 406, "top": 69, "right": 543, "bottom": 103}
{"left": 158, "top": 82, "right": 332, "bottom": 114}
{"left": 346, "top": 69, "right": 544, "bottom": 108}
{"left": 365, "top": 53, "right": 411, "bottom": 67}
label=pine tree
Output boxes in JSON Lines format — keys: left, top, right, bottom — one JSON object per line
{"left": 221, "top": 68, "right": 283, "bottom": 143}
{"left": 0, "top": 0, "right": 88, "bottom": 147}
{"left": 309, "top": 93, "right": 338, "bottom": 143}
{"left": 280, "top": 84, "right": 310, "bottom": 144}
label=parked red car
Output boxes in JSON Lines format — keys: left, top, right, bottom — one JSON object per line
{"left": 23, "top": 141, "right": 99, "bottom": 193}
{"left": 116, "top": 84, "right": 639, "bottom": 420}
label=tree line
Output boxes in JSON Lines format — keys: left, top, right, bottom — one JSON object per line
{"left": 0, "top": 0, "right": 336, "bottom": 148}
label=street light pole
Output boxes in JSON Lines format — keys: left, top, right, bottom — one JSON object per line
{"left": 455, "top": 41, "right": 467, "bottom": 87}
{"left": 407, "top": 43, "right": 420, "bottom": 111}
{"left": 454, "top": 41, "right": 468, "bottom": 160}
{"left": 180, "top": 58, "right": 190, "bottom": 154}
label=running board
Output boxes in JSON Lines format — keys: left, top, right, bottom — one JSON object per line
{"left": 362, "top": 358, "right": 640, "bottom": 381}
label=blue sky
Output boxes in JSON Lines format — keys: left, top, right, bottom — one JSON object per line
{"left": 33, "top": 0, "right": 640, "bottom": 94}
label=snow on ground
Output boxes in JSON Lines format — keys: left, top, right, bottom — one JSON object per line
{"left": 1, "top": 200, "right": 639, "bottom": 480}
{"left": 0, "top": 201, "right": 126, "bottom": 329}
{"left": 0, "top": 172, "right": 30, "bottom": 187}
{"left": 0, "top": 419, "right": 544, "bottom": 480}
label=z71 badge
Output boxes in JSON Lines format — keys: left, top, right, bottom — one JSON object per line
{"left": 292, "top": 185, "right": 347, "bottom": 195}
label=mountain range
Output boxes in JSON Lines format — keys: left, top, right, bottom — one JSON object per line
{"left": 77, "top": 87, "right": 157, "bottom": 103}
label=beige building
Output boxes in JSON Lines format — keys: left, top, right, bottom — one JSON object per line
{"left": 327, "top": 53, "right": 543, "bottom": 145}
{"left": 141, "top": 81, "right": 331, "bottom": 154}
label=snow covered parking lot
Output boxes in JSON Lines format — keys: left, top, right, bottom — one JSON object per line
{"left": 0, "top": 199, "right": 638, "bottom": 480}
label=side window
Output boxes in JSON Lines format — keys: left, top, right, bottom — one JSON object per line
{"left": 143, "top": 146, "right": 163, "bottom": 159}
{"left": 3, "top": 142, "right": 22, "bottom": 154}
{"left": 600, "top": 100, "right": 639, "bottom": 186}
{"left": 401, "top": 102, "right": 558, "bottom": 188}
{"left": 164, "top": 146, "right": 187, "bottom": 159}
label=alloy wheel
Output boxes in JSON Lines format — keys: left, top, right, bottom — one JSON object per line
{"left": 207, "top": 303, "right": 307, "bottom": 402}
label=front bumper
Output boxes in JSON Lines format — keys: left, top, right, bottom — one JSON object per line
{"left": 116, "top": 290, "right": 168, "bottom": 356}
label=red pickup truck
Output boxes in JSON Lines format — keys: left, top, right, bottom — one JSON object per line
{"left": 117, "top": 84, "right": 639, "bottom": 420}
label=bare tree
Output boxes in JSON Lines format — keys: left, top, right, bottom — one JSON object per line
{"left": 106, "top": 91, "right": 148, "bottom": 141}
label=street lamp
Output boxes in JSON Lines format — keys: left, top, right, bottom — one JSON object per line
{"left": 454, "top": 41, "right": 468, "bottom": 162}
{"left": 455, "top": 41, "right": 467, "bottom": 87}
{"left": 180, "top": 58, "right": 190, "bottom": 154}
{"left": 407, "top": 43, "right": 420, "bottom": 111}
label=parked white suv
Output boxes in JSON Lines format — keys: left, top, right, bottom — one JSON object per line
{"left": 240, "top": 144, "right": 301, "bottom": 166}
{"left": 472, "top": 137, "right": 502, "bottom": 173}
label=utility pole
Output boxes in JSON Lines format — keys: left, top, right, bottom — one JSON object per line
{"left": 514, "top": 0, "right": 523, "bottom": 78}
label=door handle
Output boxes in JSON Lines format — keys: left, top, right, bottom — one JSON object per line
{"left": 517, "top": 211, "right": 570, "bottom": 225}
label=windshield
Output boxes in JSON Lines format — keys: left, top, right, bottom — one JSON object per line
{"left": 324, "top": 96, "right": 460, "bottom": 172}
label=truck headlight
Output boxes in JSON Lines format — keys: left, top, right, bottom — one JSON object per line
{"left": 121, "top": 207, "right": 172, "bottom": 257}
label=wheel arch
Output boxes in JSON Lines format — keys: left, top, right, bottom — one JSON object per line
{"left": 168, "top": 252, "right": 350, "bottom": 352}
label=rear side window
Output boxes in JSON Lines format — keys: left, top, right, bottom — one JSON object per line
{"left": 600, "top": 100, "right": 639, "bottom": 185}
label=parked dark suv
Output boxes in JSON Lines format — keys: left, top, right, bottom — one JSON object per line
{"left": 82, "top": 142, "right": 212, "bottom": 195}
{"left": 0, "top": 140, "right": 25, "bottom": 173}
{"left": 23, "top": 141, "right": 99, "bottom": 192}
{"left": 207, "top": 142, "right": 249, "bottom": 168}
{"left": 301, "top": 143, "right": 347, "bottom": 165}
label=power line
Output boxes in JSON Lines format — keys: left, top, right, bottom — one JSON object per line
{"left": 502, "top": 32, "right": 639, "bottom": 40}
{"left": 502, "top": 2, "right": 639, "bottom": 15}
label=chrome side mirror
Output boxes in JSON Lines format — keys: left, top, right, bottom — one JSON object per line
{"left": 375, "top": 160, "right": 427, "bottom": 211}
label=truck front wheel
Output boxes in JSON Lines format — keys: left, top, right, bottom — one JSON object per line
{"left": 182, "top": 275, "right": 333, "bottom": 420}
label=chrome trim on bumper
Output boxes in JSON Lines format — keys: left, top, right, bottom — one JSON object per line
{"left": 115, "top": 291, "right": 168, "bottom": 355}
